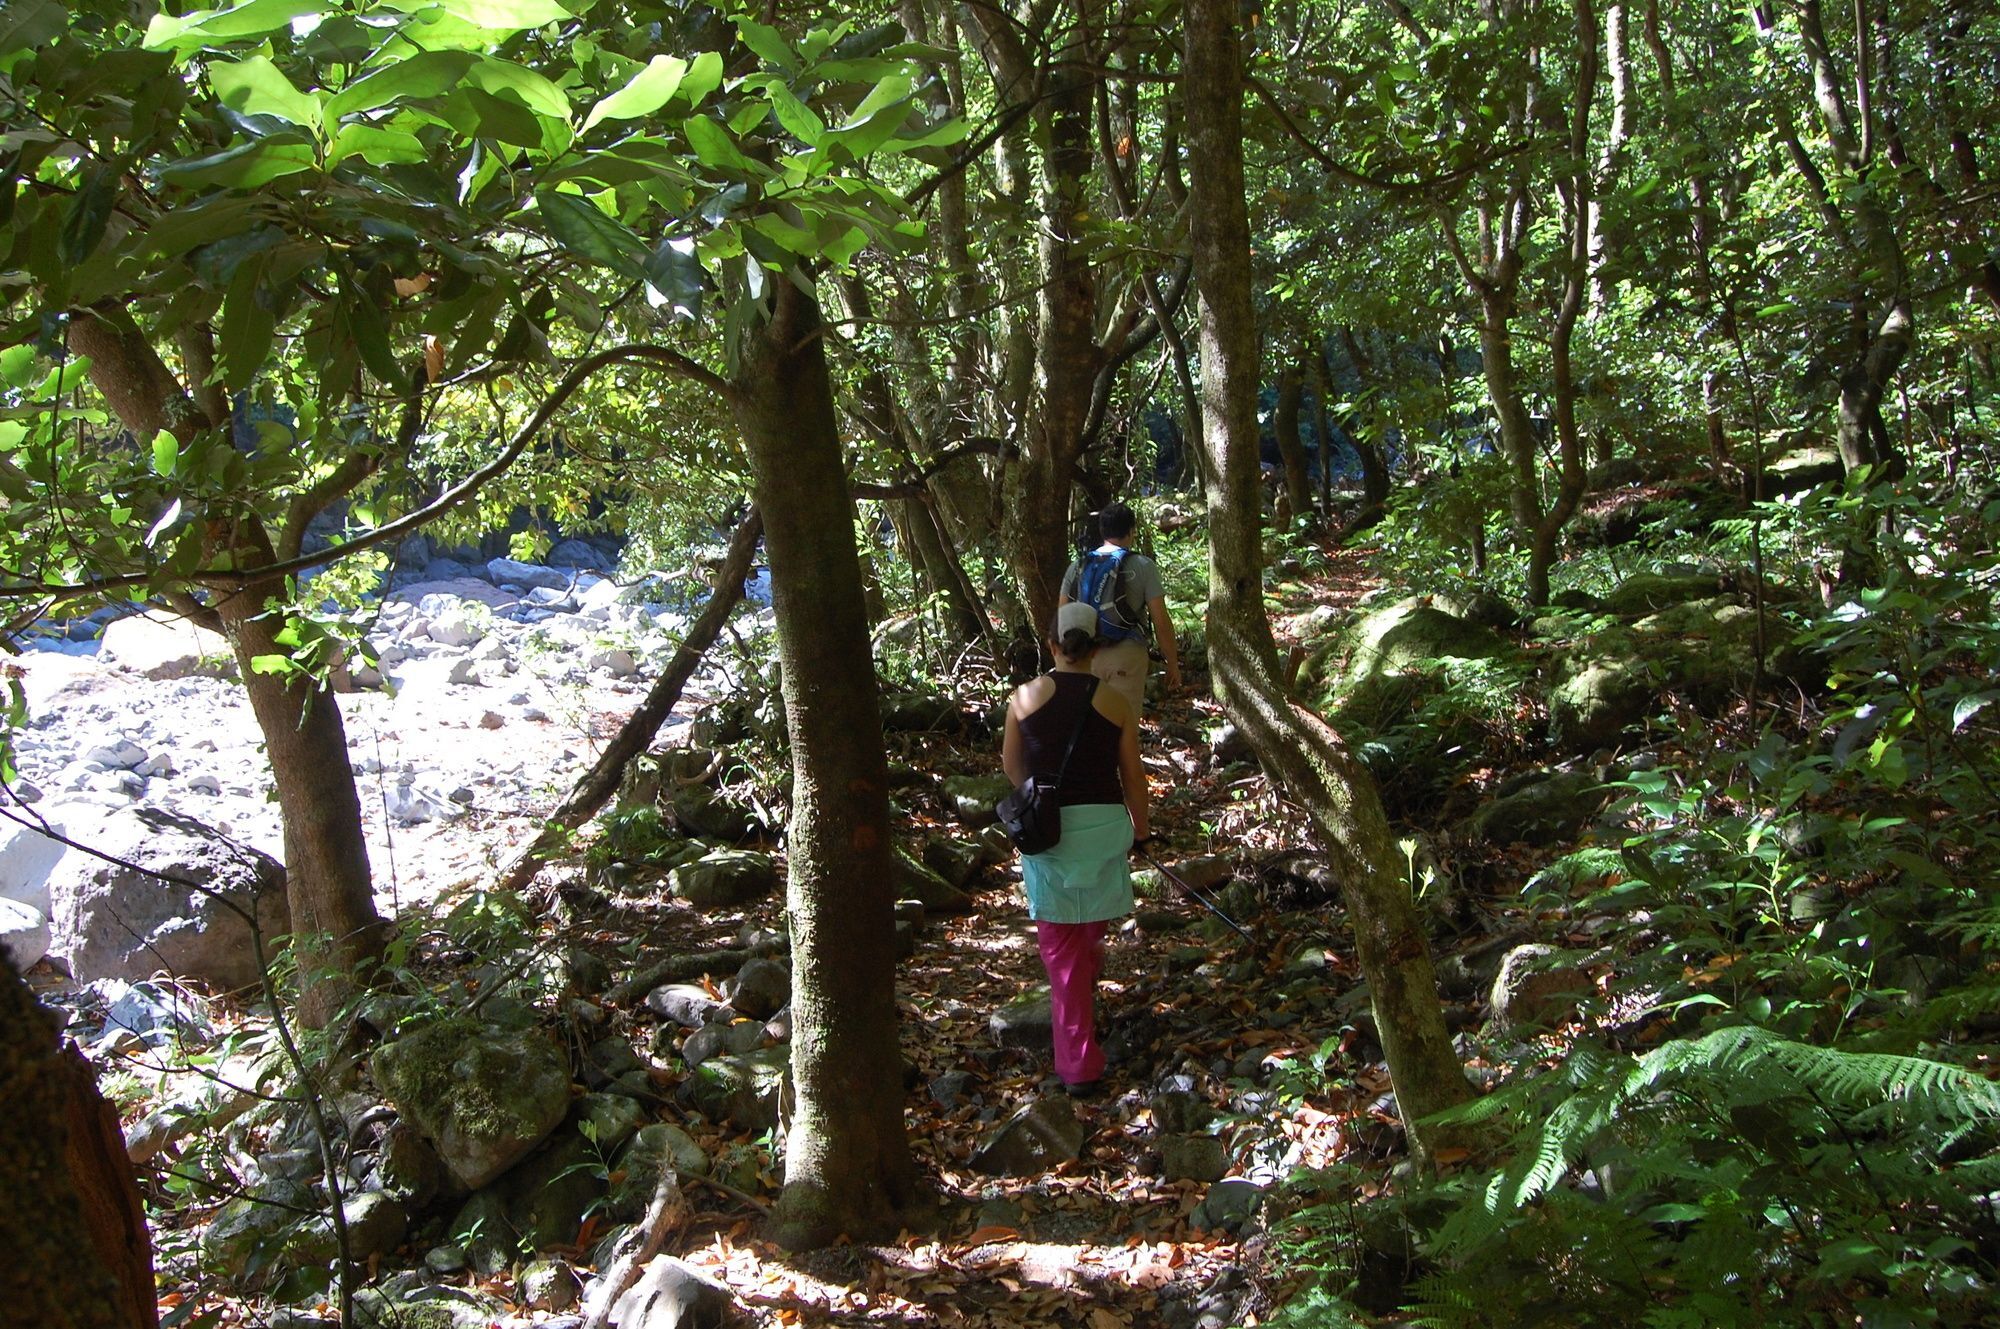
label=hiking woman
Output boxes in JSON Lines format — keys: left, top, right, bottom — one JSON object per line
{"left": 1000, "top": 601, "right": 1152, "bottom": 1094}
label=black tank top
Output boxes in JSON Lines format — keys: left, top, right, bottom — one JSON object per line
{"left": 1018, "top": 672, "right": 1124, "bottom": 806}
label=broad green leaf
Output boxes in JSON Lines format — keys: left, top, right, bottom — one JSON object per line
{"left": 453, "top": 86, "right": 546, "bottom": 147}
{"left": 327, "top": 123, "right": 429, "bottom": 167}
{"left": 533, "top": 189, "right": 647, "bottom": 278}
{"left": 583, "top": 54, "right": 688, "bottom": 132}
{"left": 841, "top": 73, "right": 912, "bottom": 129}
{"left": 211, "top": 56, "right": 322, "bottom": 133}
{"left": 0, "top": 0, "right": 66, "bottom": 57}
{"left": 760, "top": 79, "right": 825, "bottom": 144}
{"left": 345, "top": 289, "right": 402, "bottom": 381}
{"left": 0, "top": 420, "right": 27, "bottom": 452}
{"left": 151, "top": 431, "right": 180, "bottom": 478}
{"left": 59, "top": 166, "right": 117, "bottom": 266}
{"left": 249, "top": 654, "right": 295, "bottom": 675}
{"left": 218, "top": 253, "right": 276, "bottom": 387}
{"left": 679, "top": 51, "right": 724, "bottom": 107}
{"left": 0, "top": 344, "right": 36, "bottom": 388}
{"left": 326, "top": 51, "right": 479, "bottom": 118}
{"left": 467, "top": 55, "right": 570, "bottom": 120}
{"left": 734, "top": 18, "right": 798, "bottom": 73}
{"left": 643, "top": 236, "right": 703, "bottom": 319}
{"left": 750, "top": 212, "right": 817, "bottom": 254}
{"left": 684, "top": 115, "right": 753, "bottom": 173}
{"left": 159, "top": 138, "right": 317, "bottom": 190}
{"left": 143, "top": 0, "right": 322, "bottom": 52}
{"left": 424, "top": 0, "right": 573, "bottom": 30}
{"left": 1953, "top": 694, "right": 1991, "bottom": 732}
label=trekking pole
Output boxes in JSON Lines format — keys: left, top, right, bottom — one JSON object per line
{"left": 1137, "top": 844, "right": 1254, "bottom": 941}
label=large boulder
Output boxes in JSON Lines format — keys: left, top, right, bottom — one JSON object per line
{"left": 1307, "top": 598, "right": 1508, "bottom": 690}
{"left": 668, "top": 850, "right": 777, "bottom": 911}
{"left": 371, "top": 1022, "right": 572, "bottom": 1191}
{"left": 486, "top": 557, "right": 569, "bottom": 591}
{"left": 1597, "top": 571, "right": 1724, "bottom": 618}
{"left": 0, "top": 897, "right": 50, "bottom": 970}
{"left": 97, "top": 611, "right": 236, "bottom": 680}
{"left": 1464, "top": 771, "right": 1612, "bottom": 846}
{"left": 893, "top": 849, "right": 973, "bottom": 914}
{"left": 47, "top": 809, "right": 289, "bottom": 992}
{"left": 1547, "top": 649, "right": 1656, "bottom": 754}
{"left": 1489, "top": 944, "right": 1593, "bottom": 1032}
{"left": 0, "top": 813, "right": 70, "bottom": 915}
{"left": 942, "top": 773, "right": 1014, "bottom": 829}
{"left": 387, "top": 577, "right": 519, "bottom": 611}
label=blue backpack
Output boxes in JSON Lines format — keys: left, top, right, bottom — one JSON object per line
{"left": 1076, "top": 547, "right": 1140, "bottom": 642}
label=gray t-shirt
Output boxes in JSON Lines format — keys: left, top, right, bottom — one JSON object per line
{"left": 1061, "top": 544, "right": 1165, "bottom": 640}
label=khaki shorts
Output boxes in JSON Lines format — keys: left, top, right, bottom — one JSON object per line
{"left": 1090, "top": 638, "right": 1150, "bottom": 716}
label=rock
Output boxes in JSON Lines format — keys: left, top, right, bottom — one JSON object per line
{"left": 499, "top": 1130, "right": 607, "bottom": 1251}
{"left": 371, "top": 1022, "right": 573, "bottom": 1191}
{"left": 1464, "top": 771, "right": 1611, "bottom": 845}
{"left": 677, "top": 1047, "right": 787, "bottom": 1130}
{"left": 486, "top": 557, "right": 569, "bottom": 591}
{"left": 970, "top": 1095, "right": 1086, "bottom": 1175}
{"left": 0, "top": 897, "right": 49, "bottom": 970}
{"left": 576, "top": 1092, "right": 647, "bottom": 1153}
{"left": 679, "top": 1022, "right": 731, "bottom": 1069}
{"left": 448, "top": 658, "right": 482, "bottom": 686}
{"left": 425, "top": 603, "right": 491, "bottom": 648}
{"left": 99, "top": 980, "right": 217, "bottom": 1048}
{"left": 1208, "top": 722, "right": 1256, "bottom": 766}
{"left": 375, "top": 1123, "right": 446, "bottom": 1209}
{"left": 391, "top": 577, "right": 521, "bottom": 611}
{"left": 990, "top": 989, "right": 1053, "bottom": 1051}
{"left": 521, "top": 1258, "right": 582, "bottom": 1312}
{"left": 1489, "top": 943, "right": 1593, "bottom": 1032}
{"left": 613, "top": 1124, "right": 710, "bottom": 1214}
{"left": 0, "top": 815, "right": 71, "bottom": 915}
{"left": 47, "top": 808, "right": 288, "bottom": 992}
{"left": 671, "top": 785, "right": 755, "bottom": 842}
{"left": 668, "top": 850, "right": 777, "bottom": 910}
{"left": 548, "top": 539, "right": 611, "bottom": 569}
{"left": 942, "top": 773, "right": 1015, "bottom": 829}
{"left": 447, "top": 1190, "right": 517, "bottom": 1275}
{"left": 1598, "top": 571, "right": 1723, "bottom": 618}
{"left": 201, "top": 1179, "right": 316, "bottom": 1283}
{"left": 98, "top": 611, "right": 236, "bottom": 680}
{"left": 894, "top": 849, "right": 973, "bottom": 914}
{"left": 1317, "top": 598, "right": 1508, "bottom": 686}
{"left": 1547, "top": 653, "right": 1656, "bottom": 753}
{"left": 1150, "top": 1088, "right": 1215, "bottom": 1135}
{"left": 608, "top": 1256, "right": 736, "bottom": 1329}
{"left": 1191, "top": 1178, "right": 1267, "bottom": 1234}
{"left": 880, "top": 691, "right": 965, "bottom": 733}
{"left": 727, "top": 957, "right": 790, "bottom": 1020}
{"left": 1160, "top": 1134, "right": 1230, "bottom": 1183}
{"left": 920, "top": 838, "right": 984, "bottom": 889}
{"left": 343, "top": 1190, "right": 411, "bottom": 1262}
{"left": 352, "top": 1280, "right": 499, "bottom": 1329}
{"left": 588, "top": 647, "right": 639, "bottom": 677}
{"left": 646, "top": 983, "right": 729, "bottom": 1029}
{"left": 84, "top": 739, "right": 148, "bottom": 770}
{"left": 1430, "top": 587, "right": 1520, "bottom": 630}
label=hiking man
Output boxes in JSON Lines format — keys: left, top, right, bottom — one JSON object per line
{"left": 1058, "top": 503, "right": 1183, "bottom": 715}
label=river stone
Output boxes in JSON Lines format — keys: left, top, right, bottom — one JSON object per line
{"left": 894, "top": 849, "right": 973, "bottom": 913}
{"left": 341, "top": 1190, "right": 411, "bottom": 1262}
{"left": 446, "top": 1190, "right": 516, "bottom": 1275}
{"left": 0, "top": 897, "right": 50, "bottom": 970}
{"left": 727, "top": 956, "right": 790, "bottom": 1020}
{"left": 671, "top": 785, "right": 754, "bottom": 842}
{"left": 1192, "top": 1178, "right": 1268, "bottom": 1234}
{"left": 970, "top": 1095, "right": 1086, "bottom": 1175}
{"left": 1489, "top": 943, "right": 1593, "bottom": 1032}
{"left": 520, "top": 1258, "right": 581, "bottom": 1313}
{"left": 0, "top": 814, "right": 71, "bottom": 915}
{"left": 677, "top": 1046, "right": 787, "bottom": 1130}
{"left": 1160, "top": 1134, "right": 1230, "bottom": 1183}
{"left": 942, "top": 773, "right": 1015, "bottom": 828}
{"left": 1464, "top": 771, "right": 1612, "bottom": 845}
{"left": 1151, "top": 1088, "right": 1215, "bottom": 1135}
{"left": 47, "top": 808, "right": 289, "bottom": 992}
{"left": 991, "top": 989, "right": 1053, "bottom": 1051}
{"left": 375, "top": 1122, "right": 446, "bottom": 1209}
{"left": 1329, "top": 598, "right": 1508, "bottom": 683}
{"left": 921, "top": 837, "right": 984, "bottom": 889}
{"left": 371, "top": 1023, "right": 572, "bottom": 1191}
{"left": 647, "top": 982, "right": 729, "bottom": 1029}
{"left": 487, "top": 557, "right": 569, "bottom": 591}
{"left": 669, "top": 850, "right": 777, "bottom": 910}
{"left": 880, "top": 691, "right": 965, "bottom": 733}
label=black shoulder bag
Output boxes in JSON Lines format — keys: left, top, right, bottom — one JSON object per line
{"left": 995, "top": 677, "right": 1099, "bottom": 856}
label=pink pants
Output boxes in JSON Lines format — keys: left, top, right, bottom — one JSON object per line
{"left": 1037, "top": 919, "right": 1109, "bottom": 1085}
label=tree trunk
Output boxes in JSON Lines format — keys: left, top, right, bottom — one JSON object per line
{"left": 214, "top": 534, "right": 385, "bottom": 1020}
{"left": 728, "top": 280, "right": 922, "bottom": 1248}
{"left": 1477, "top": 281, "right": 1540, "bottom": 538}
{"left": 68, "top": 308, "right": 383, "bottom": 1023}
{"left": 2, "top": 954, "right": 153, "bottom": 1329}
{"left": 1182, "top": 0, "right": 1470, "bottom": 1160}
{"left": 1306, "top": 343, "right": 1338, "bottom": 517}
{"left": 1273, "top": 358, "right": 1313, "bottom": 530}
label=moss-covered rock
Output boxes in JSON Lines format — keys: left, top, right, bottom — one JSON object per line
{"left": 894, "top": 848, "right": 973, "bottom": 913}
{"left": 670, "top": 784, "right": 756, "bottom": 842}
{"left": 370, "top": 1021, "right": 571, "bottom": 1191}
{"left": 942, "top": 772, "right": 1015, "bottom": 828}
{"left": 1303, "top": 598, "right": 1509, "bottom": 692}
{"left": 668, "top": 849, "right": 777, "bottom": 910}
{"left": 676, "top": 1046, "right": 787, "bottom": 1130}
{"left": 1464, "top": 771, "right": 1613, "bottom": 846}
{"left": 1548, "top": 649, "right": 1657, "bottom": 754}
{"left": 921, "top": 837, "right": 985, "bottom": 889}
{"left": 1598, "top": 571, "right": 1724, "bottom": 617}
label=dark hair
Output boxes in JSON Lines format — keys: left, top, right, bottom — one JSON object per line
{"left": 1054, "top": 628, "right": 1096, "bottom": 662}
{"left": 1098, "top": 503, "right": 1136, "bottom": 540}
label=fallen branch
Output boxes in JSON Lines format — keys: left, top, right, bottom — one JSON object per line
{"left": 579, "top": 1168, "right": 692, "bottom": 1329}
{"left": 493, "top": 508, "right": 763, "bottom": 896}
{"left": 606, "top": 949, "right": 760, "bottom": 1008}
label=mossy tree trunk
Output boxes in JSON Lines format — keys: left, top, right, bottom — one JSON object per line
{"left": 728, "top": 279, "right": 924, "bottom": 1247}
{"left": 1272, "top": 357, "right": 1313, "bottom": 531}
{"left": 1182, "top": 0, "right": 1471, "bottom": 1160}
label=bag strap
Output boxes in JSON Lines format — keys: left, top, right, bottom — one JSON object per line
{"left": 1050, "top": 676, "right": 1100, "bottom": 791}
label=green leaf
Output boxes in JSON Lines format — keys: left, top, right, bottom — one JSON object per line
{"left": 143, "top": 0, "right": 322, "bottom": 52}
{"left": 643, "top": 236, "right": 704, "bottom": 319}
{"left": 326, "top": 51, "right": 479, "bottom": 118}
{"left": 455, "top": 86, "right": 546, "bottom": 147}
{"left": 159, "top": 138, "right": 317, "bottom": 190}
{"left": 327, "top": 123, "right": 429, "bottom": 167}
{"left": 734, "top": 18, "right": 798, "bottom": 73}
{"left": 582, "top": 54, "right": 688, "bottom": 132}
{"left": 345, "top": 289, "right": 402, "bottom": 382}
{"left": 684, "top": 115, "right": 753, "bottom": 173}
{"left": 679, "top": 51, "right": 725, "bottom": 107}
{"left": 0, "top": 0, "right": 66, "bottom": 58}
{"left": 249, "top": 654, "right": 295, "bottom": 675}
{"left": 210, "top": 56, "right": 322, "bottom": 133}
{"left": 428, "top": 0, "right": 573, "bottom": 30}
{"left": 1952, "top": 693, "right": 1991, "bottom": 732}
{"left": 144, "top": 497, "right": 183, "bottom": 548}
{"left": 59, "top": 166, "right": 117, "bottom": 266}
{"left": 218, "top": 253, "right": 276, "bottom": 387}
{"left": 151, "top": 430, "right": 180, "bottom": 478}
{"left": 533, "top": 189, "right": 647, "bottom": 278}
{"left": 467, "top": 55, "right": 571, "bottom": 121}
{"left": 759, "top": 78, "right": 825, "bottom": 144}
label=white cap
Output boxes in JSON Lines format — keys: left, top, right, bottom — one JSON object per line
{"left": 1056, "top": 601, "right": 1099, "bottom": 641}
